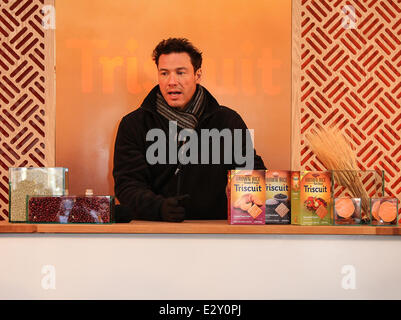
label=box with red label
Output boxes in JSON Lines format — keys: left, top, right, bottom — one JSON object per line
{"left": 227, "top": 170, "right": 265, "bottom": 224}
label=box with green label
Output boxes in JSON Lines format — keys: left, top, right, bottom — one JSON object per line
{"left": 291, "top": 171, "right": 332, "bottom": 225}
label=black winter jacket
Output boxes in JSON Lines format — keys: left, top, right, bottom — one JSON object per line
{"left": 113, "top": 85, "right": 266, "bottom": 222}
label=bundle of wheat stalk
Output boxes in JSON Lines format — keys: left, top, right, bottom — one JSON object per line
{"left": 306, "top": 127, "right": 370, "bottom": 221}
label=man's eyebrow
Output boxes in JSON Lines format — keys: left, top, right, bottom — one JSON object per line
{"left": 158, "top": 67, "right": 188, "bottom": 72}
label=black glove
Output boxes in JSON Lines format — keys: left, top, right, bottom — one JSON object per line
{"left": 160, "top": 194, "right": 190, "bottom": 222}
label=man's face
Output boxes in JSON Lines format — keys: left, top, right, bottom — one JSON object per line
{"left": 157, "top": 52, "right": 201, "bottom": 109}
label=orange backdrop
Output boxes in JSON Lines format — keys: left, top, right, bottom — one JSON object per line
{"left": 56, "top": 0, "right": 291, "bottom": 195}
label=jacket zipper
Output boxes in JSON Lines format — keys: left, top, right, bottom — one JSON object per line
{"left": 174, "top": 111, "right": 220, "bottom": 196}
{"left": 143, "top": 107, "right": 220, "bottom": 196}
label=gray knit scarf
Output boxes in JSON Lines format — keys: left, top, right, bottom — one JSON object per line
{"left": 156, "top": 85, "right": 205, "bottom": 129}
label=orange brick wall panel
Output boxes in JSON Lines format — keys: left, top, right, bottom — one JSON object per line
{"left": 294, "top": 0, "right": 401, "bottom": 206}
{"left": 0, "top": 0, "right": 55, "bottom": 221}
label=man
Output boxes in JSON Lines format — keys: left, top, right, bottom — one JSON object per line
{"left": 113, "top": 38, "right": 265, "bottom": 222}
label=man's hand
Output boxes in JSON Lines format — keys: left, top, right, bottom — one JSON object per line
{"left": 160, "top": 195, "right": 190, "bottom": 222}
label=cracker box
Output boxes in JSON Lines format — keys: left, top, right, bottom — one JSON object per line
{"left": 265, "top": 170, "right": 291, "bottom": 224}
{"left": 290, "top": 171, "right": 300, "bottom": 224}
{"left": 227, "top": 170, "right": 266, "bottom": 224}
{"left": 291, "top": 171, "right": 332, "bottom": 225}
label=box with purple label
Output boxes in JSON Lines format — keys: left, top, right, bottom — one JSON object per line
{"left": 227, "top": 170, "right": 266, "bottom": 224}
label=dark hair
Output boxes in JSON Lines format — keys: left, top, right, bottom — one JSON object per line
{"left": 152, "top": 38, "right": 202, "bottom": 72}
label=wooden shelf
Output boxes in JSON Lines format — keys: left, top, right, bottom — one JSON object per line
{"left": 0, "top": 222, "right": 36, "bottom": 233}
{"left": 1, "top": 220, "right": 401, "bottom": 235}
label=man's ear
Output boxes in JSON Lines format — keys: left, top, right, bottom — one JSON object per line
{"left": 195, "top": 68, "right": 202, "bottom": 83}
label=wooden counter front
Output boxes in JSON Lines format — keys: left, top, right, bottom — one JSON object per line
{"left": 1, "top": 220, "right": 401, "bottom": 235}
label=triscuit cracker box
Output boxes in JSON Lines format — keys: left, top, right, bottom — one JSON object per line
{"left": 290, "top": 171, "right": 300, "bottom": 224}
{"left": 291, "top": 171, "right": 332, "bottom": 225}
{"left": 227, "top": 170, "right": 266, "bottom": 224}
{"left": 265, "top": 170, "right": 291, "bottom": 224}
